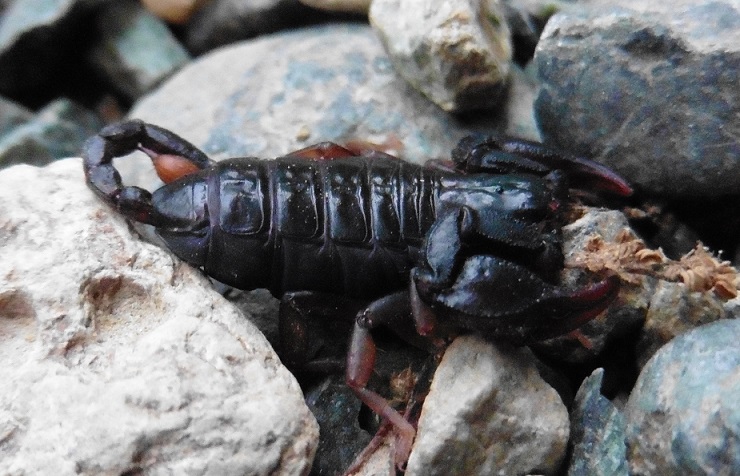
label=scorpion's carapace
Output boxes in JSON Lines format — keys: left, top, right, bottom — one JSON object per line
{"left": 83, "top": 119, "right": 632, "bottom": 469}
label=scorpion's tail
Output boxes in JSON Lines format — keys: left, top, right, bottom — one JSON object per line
{"left": 82, "top": 119, "right": 212, "bottom": 225}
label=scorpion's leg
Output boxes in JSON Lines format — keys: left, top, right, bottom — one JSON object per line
{"left": 346, "top": 291, "right": 423, "bottom": 469}
{"left": 83, "top": 119, "right": 212, "bottom": 225}
{"left": 278, "top": 291, "right": 364, "bottom": 373}
{"left": 452, "top": 134, "right": 634, "bottom": 196}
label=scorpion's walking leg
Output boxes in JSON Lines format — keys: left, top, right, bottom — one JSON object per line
{"left": 279, "top": 291, "right": 364, "bottom": 373}
{"left": 345, "top": 291, "right": 430, "bottom": 468}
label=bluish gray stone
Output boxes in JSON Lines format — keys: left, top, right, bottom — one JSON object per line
{"left": 89, "top": 0, "right": 191, "bottom": 102}
{"left": 568, "top": 368, "right": 628, "bottom": 476}
{"left": 0, "top": 95, "right": 33, "bottom": 140}
{"left": 125, "top": 25, "right": 513, "bottom": 190}
{"left": 534, "top": 0, "right": 740, "bottom": 197}
{"left": 0, "top": 98, "right": 102, "bottom": 166}
{"left": 625, "top": 318, "right": 740, "bottom": 475}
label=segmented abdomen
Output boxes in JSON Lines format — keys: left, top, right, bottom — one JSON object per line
{"left": 206, "top": 155, "right": 440, "bottom": 299}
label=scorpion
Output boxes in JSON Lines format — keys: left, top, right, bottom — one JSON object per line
{"left": 82, "top": 119, "right": 632, "bottom": 467}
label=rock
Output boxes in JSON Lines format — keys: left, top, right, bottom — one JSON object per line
{"left": 305, "top": 376, "right": 373, "bottom": 474}
{"left": 182, "top": 0, "right": 329, "bottom": 55}
{"left": 568, "top": 368, "right": 628, "bottom": 476}
{"left": 124, "top": 24, "right": 504, "bottom": 191}
{"left": 0, "top": 159, "right": 318, "bottom": 475}
{"left": 89, "top": 0, "right": 191, "bottom": 102}
{"left": 625, "top": 319, "right": 740, "bottom": 475}
{"left": 0, "top": 0, "right": 101, "bottom": 102}
{"left": 0, "top": 98, "right": 102, "bottom": 167}
{"left": 538, "top": 207, "right": 739, "bottom": 366}
{"left": 370, "top": 0, "right": 512, "bottom": 112}
{"left": 0, "top": 95, "right": 33, "bottom": 138}
{"left": 504, "top": 63, "right": 541, "bottom": 140}
{"left": 406, "top": 335, "right": 569, "bottom": 475}
{"left": 534, "top": 0, "right": 740, "bottom": 197}
{"left": 636, "top": 279, "right": 728, "bottom": 368}
{"left": 534, "top": 209, "right": 649, "bottom": 363}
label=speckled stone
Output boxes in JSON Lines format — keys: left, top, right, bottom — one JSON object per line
{"left": 568, "top": 368, "right": 628, "bottom": 476}
{"left": 89, "top": 0, "right": 191, "bottom": 101}
{"left": 406, "top": 335, "right": 569, "bottom": 475}
{"left": 0, "top": 98, "right": 102, "bottom": 167}
{"left": 534, "top": 0, "right": 740, "bottom": 197}
{"left": 124, "top": 24, "right": 509, "bottom": 191}
{"left": 370, "top": 0, "right": 512, "bottom": 112}
{"left": 625, "top": 319, "right": 740, "bottom": 475}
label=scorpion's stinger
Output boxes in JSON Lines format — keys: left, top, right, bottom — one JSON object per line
{"left": 83, "top": 119, "right": 213, "bottom": 226}
{"left": 452, "top": 135, "right": 634, "bottom": 197}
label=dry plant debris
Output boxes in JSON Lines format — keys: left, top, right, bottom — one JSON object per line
{"left": 568, "top": 228, "right": 738, "bottom": 300}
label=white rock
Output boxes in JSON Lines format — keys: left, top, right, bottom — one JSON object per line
{"left": 0, "top": 159, "right": 318, "bottom": 475}
{"left": 406, "top": 335, "right": 569, "bottom": 475}
{"left": 370, "top": 0, "right": 512, "bottom": 112}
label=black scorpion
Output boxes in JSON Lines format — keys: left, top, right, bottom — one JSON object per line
{"left": 83, "top": 119, "right": 632, "bottom": 466}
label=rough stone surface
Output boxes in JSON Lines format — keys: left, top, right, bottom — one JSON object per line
{"left": 370, "top": 0, "right": 512, "bottom": 112}
{"left": 534, "top": 0, "right": 740, "bottom": 197}
{"left": 0, "top": 95, "right": 33, "bottom": 138}
{"left": 0, "top": 159, "right": 318, "bottom": 475}
{"left": 89, "top": 0, "right": 191, "bottom": 102}
{"left": 625, "top": 319, "right": 740, "bottom": 475}
{"left": 568, "top": 368, "right": 628, "bottom": 476}
{"left": 406, "top": 335, "right": 569, "bottom": 475}
{"left": 0, "top": 98, "right": 102, "bottom": 167}
{"left": 636, "top": 279, "right": 728, "bottom": 367}
{"left": 305, "top": 376, "right": 373, "bottom": 474}
{"left": 534, "top": 209, "right": 648, "bottom": 363}
{"left": 125, "top": 24, "right": 509, "bottom": 191}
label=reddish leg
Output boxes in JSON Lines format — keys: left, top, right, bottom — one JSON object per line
{"left": 279, "top": 291, "right": 363, "bottom": 373}
{"left": 346, "top": 291, "right": 431, "bottom": 469}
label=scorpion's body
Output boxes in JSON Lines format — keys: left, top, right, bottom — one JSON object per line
{"left": 164, "top": 154, "right": 553, "bottom": 301}
{"left": 82, "top": 119, "right": 632, "bottom": 468}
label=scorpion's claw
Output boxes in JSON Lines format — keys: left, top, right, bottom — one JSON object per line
{"left": 452, "top": 135, "right": 634, "bottom": 197}
{"left": 416, "top": 255, "right": 620, "bottom": 344}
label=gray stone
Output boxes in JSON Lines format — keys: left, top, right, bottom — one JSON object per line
{"left": 370, "top": 0, "right": 512, "bottom": 112}
{"left": 0, "top": 98, "right": 102, "bottom": 167}
{"left": 535, "top": 209, "right": 649, "bottom": 363}
{"left": 406, "top": 335, "right": 569, "bottom": 476}
{"left": 534, "top": 0, "right": 740, "bottom": 197}
{"left": 305, "top": 376, "right": 373, "bottom": 474}
{"left": 568, "top": 368, "right": 628, "bottom": 476}
{"left": 625, "top": 319, "right": 740, "bottom": 475}
{"left": 636, "top": 279, "right": 728, "bottom": 368}
{"left": 0, "top": 159, "right": 318, "bottom": 475}
{"left": 0, "top": 95, "right": 33, "bottom": 139}
{"left": 124, "top": 25, "right": 506, "bottom": 192}
{"left": 89, "top": 0, "right": 191, "bottom": 102}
